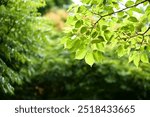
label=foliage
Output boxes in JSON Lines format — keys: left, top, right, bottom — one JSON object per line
{"left": 0, "top": 0, "right": 52, "bottom": 94}
{"left": 1, "top": 0, "right": 150, "bottom": 100}
{"left": 1, "top": 22, "right": 150, "bottom": 99}
{"left": 1, "top": 50, "right": 150, "bottom": 99}
{"left": 38, "top": 0, "right": 72, "bottom": 15}
{"left": 62, "top": 0, "right": 150, "bottom": 67}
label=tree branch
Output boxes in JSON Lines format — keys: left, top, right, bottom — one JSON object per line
{"left": 143, "top": 26, "right": 150, "bottom": 35}
{"left": 118, "top": 26, "right": 150, "bottom": 43}
{"left": 101, "top": 0, "right": 147, "bottom": 18}
{"left": 92, "top": 0, "right": 147, "bottom": 29}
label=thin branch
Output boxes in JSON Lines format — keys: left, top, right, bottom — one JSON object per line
{"left": 140, "top": 26, "right": 150, "bottom": 48}
{"left": 101, "top": 0, "right": 147, "bottom": 18}
{"left": 91, "top": 0, "right": 147, "bottom": 30}
{"left": 91, "top": 17, "right": 102, "bottom": 33}
{"left": 143, "top": 26, "right": 150, "bottom": 35}
{"left": 118, "top": 26, "right": 150, "bottom": 47}
{"left": 145, "top": 34, "right": 150, "bottom": 37}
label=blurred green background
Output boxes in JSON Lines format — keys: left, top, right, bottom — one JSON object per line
{"left": 0, "top": 0, "right": 150, "bottom": 100}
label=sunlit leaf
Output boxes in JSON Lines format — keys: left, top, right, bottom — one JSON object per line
{"left": 141, "top": 53, "right": 149, "bottom": 63}
{"left": 128, "top": 16, "right": 138, "bottom": 22}
{"left": 125, "top": 1, "right": 134, "bottom": 7}
{"left": 85, "top": 52, "right": 95, "bottom": 66}
{"left": 75, "top": 20, "right": 83, "bottom": 28}
{"left": 80, "top": 26, "right": 87, "bottom": 34}
{"left": 93, "top": 51, "right": 103, "bottom": 62}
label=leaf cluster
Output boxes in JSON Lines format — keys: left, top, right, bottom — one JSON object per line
{"left": 63, "top": 0, "right": 150, "bottom": 67}
{"left": 0, "top": 0, "right": 51, "bottom": 94}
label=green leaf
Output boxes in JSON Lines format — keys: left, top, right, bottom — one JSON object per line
{"left": 128, "top": 16, "right": 138, "bottom": 22}
{"left": 80, "top": 26, "right": 87, "bottom": 34}
{"left": 91, "top": 39, "right": 101, "bottom": 44}
{"left": 135, "top": 0, "right": 144, "bottom": 4}
{"left": 93, "top": 51, "right": 103, "bottom": 62}
{"left": 141, "top": 53, "right": 149, "bottom": 63}
{"left": 6, "top": 83, "right": 14, "bottom": 95}
{"left": 75, "top": 20, "right": 83, "bottom": 28}
{"left": 86, "top": 30, "right": 90, "bottom": 35}
{"left": 92, "top": 31, "right": 98, "bottom": 38}
{"left": 91, "top": 0, "right": 99, "bottom": 4}
{"left": 117, "top": 45, "right": 126, "bottom": 57}
{"left": 145, "top": 5, "right": 150, "bottom": 15}
{"left": 125, "top": 1, "right": 135, "bottom": 7}
{"left": 128, "top": 51, "right": 136, "bottom": 63}
{"left": 143, "top": 1, "right": 149, "bottom": 6}
{"left": 85, "top": 52, "right": 95, "bottom": 66}
{"left": 98, "top": 36, "right": 105, "bottom": 42}
{"left": 60, "top": 37, "right": 68, "bottom": 44}
{"left": 65, "top": 39, "right": 73, "bottom": 49}
{"left": 81, "top": 0, "right": 91, "bottom": 4}
{"left": 129, "top": 51, "right": 140, "bottom": 67}
{"left": 102, "top": 25, "right": 108, "bottom": 31}
{"left": 0, "top": 5, "right": 6, "bottom": 14}
{"left": 65, "top": 39, "right": 80, "bottom": 50}
{"left": 66, "top": 16, "right": 77, "bottom": 25}
{"left": 77, "top": 6, "right": 87, "bottom": 13}
{"left": 70, "top": 39, "right": 81, "bottom": 51}
{"left": 112, "top": 2, "right": 119, "bottom": 9}
{"left": 127, "top": 9, "right": 133, "bottom": 16}
{"left": 131, "top": 7, "right": 143, "bottom": 14}
{"left": 133, "top": 52, "right": 140, "bottom": 67}
{"left": 135, "top": 23, "right": 144, "bottom": 32}
{"left": 75, "top": 49, "right": 87, "bottom": 60}
{"left": 118, "top": 12, "right": 124, "bottom": 17}
{"left": 104, "top": 30, "right": 111, "bottom": 41}
{"left": 104, "top": 6, "right": 114, "bottom": 13}
{"left": 96, "top": 43, "right": 105, "bottom": 52}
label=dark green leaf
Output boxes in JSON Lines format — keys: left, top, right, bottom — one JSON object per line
{"left": 102, "top": 25, "right": 108, "bottom": 31}
{"left": 128, "top": 16, "right": 138, "bottom": 22}
{"left": 75, "top": 20, "right": 83, "bottom": 28}
{"left": 91, "top": 39, "right": 101, "bottom": 44}
{"left": 80, "top": 26, "right": 87, "bottom": 33}
{"left": 92, "top": 31, "right": 98, "bottom": 38}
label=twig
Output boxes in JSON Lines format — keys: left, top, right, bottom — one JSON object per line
{"left": 91, "top": 0, "right": 147, "bottom": 30}
{"left": 119, "top": 26, "right": 150, "bottom": 49}
{"left": 143, "top": 26, "right": 150, "bottom": 35}
{"left": 101, "top": 0, "right": 147, "bottom": 17}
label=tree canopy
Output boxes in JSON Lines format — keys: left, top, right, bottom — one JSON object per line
{"left": 0, "top": 0, "right": 52, "bottom": 93}
{"left": 62, "top": 0, "right": 150, "bottom": 67}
